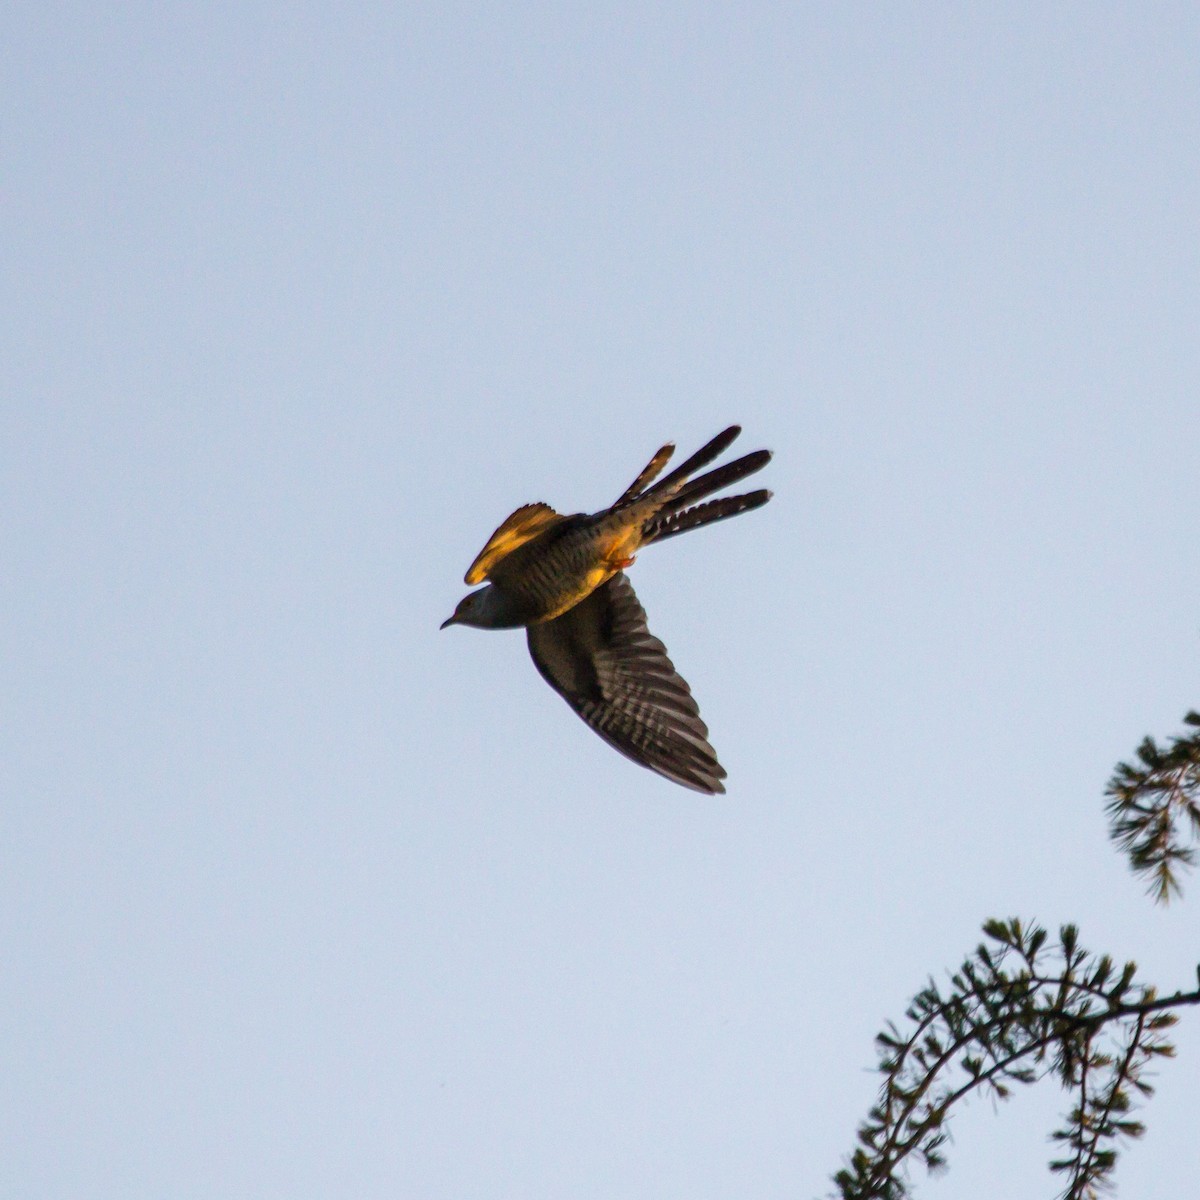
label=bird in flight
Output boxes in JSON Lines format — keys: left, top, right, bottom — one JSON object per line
{"left": 441, "top": 426, "right": 772, "bottom": 793}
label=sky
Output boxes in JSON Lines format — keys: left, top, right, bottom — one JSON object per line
{"left": 4, "top": 4, "right": 1199, "bottom": 1198}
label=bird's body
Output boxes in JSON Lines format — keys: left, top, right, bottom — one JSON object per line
{"left": 441, "top": 426, "right": 772, "bottom": 793}
{"left": 484, "top": 510, "right": 639, "bottom": 623}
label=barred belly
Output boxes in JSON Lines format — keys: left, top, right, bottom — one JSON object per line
{"left": 490, "top": 514, "right": 640, "bottom": 623}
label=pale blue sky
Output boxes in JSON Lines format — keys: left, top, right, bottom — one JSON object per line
{"left": 4, "top": 5, "right": 1199, "bottom": 1198}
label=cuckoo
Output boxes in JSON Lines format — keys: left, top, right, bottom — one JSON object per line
{"left": 441, "top": 426, "right": 772, "bottom": 793}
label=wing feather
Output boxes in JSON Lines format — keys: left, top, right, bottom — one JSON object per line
{"left": 526, "top": 574, "right": 726, "bottom": 794}
{"left": 464, "top": 502, "right": 563, "bottom": 585}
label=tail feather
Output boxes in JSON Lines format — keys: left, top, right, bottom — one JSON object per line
{"left": 634, "top": 425, "right": 742, "bottom": 504}
{"left": 662, "top": 449, "right": 772, "bottom": 513}
{"left": 611, "top": 425, "right": 771, "bottom": 545}
{"left": 644, "top": 489, "right": 772, "bottom": 544}
{"left": 611, "top": 442, "right": 675, "bottom": 509}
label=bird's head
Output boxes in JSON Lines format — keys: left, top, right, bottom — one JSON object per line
{"left": 440, "top": 586, "right": 522, "bottom": 630}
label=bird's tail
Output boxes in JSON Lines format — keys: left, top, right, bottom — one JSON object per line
{"left": 642, "top": 486, "right": 772, "bottom": 544}
{"left": 612, "top": 425, "right": 772, "bottom": 544}
{"left": 611, "top": 425, "right": 743, "bottom": 510}
{"left": 659, "top": 447, "right": 772, "bottom": 511}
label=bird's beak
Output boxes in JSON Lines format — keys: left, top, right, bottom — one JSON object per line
{"left": 439, "top": 614, "right": 457, "bottom": 630}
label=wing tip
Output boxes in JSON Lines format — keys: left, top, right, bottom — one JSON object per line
{"left": 670, "top": 767, "right": 727, "bottom": 795}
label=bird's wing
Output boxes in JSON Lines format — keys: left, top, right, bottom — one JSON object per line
{"left": 465, "top": 503, "right": 563, "bottom": 585}
{"left": 526, "top": 573, "right": 726, "bottom": 794}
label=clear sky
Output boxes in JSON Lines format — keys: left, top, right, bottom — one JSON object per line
{"left": 5, "top": 4, "right": 1199, "bottom": 1198}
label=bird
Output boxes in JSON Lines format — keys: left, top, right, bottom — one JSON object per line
{"left": 440, "top": 426, "right": 772, "bottom": 793}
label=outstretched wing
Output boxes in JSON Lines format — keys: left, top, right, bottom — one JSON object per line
{"left": 526, "top": 573, "right": 726, "bottom": 794}
{"left": 464, "top": 502, "right": 563, "bottom": 585}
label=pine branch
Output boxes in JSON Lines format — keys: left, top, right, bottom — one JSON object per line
{"left": 1105, "top": 711, "right": 1200, "bottom": 902}
{"left": 829, "top": 920, "right": 1200, "bottom": 1200}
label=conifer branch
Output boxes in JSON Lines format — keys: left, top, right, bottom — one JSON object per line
{"left": 830, "top": 920, "right": 1200, "bottom": 1200}
{"left": 1106, "top": 711, "right": 1200, "bottom": 901}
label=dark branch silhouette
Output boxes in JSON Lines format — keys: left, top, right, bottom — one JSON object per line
{"left": 1106, "top": 710, "right": 1200, "bottom": 902}
{"left": 831, "top": 707, "right": 1200, "bottom": 1200}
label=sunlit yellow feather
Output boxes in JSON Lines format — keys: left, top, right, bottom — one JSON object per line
{"left": 464, "top": 502, "right": 563, "bottom": 584}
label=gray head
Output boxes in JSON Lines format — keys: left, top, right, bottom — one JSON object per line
{"left": 440, "top": 585, "right": 526, "bottom": 630}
